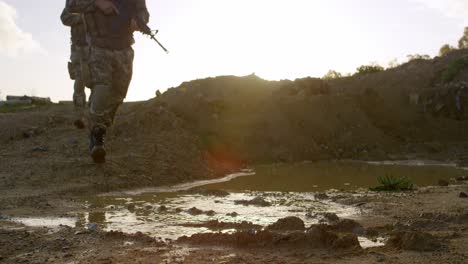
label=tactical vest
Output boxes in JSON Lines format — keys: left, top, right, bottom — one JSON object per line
{"left": 84, "top": 0, "right": 138, "bottom": 50}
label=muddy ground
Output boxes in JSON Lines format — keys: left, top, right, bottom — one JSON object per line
{"left": 1, "top": 49, "right": 468, "bottom": 263}
{"left": 0, "top": 183, "right": 467, "bottom": 263}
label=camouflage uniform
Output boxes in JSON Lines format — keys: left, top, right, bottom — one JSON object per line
{"left": 68, "top": 0, "right": 149, "bottom": 130}
{"left": 61, "top": 2, "right": 89, "bottom": 109}
{"left": 68, "top": 0, "right": 149, "bottom": 163}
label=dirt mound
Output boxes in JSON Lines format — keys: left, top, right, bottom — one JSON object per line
{"left": 266, "top": 217, "right": 305, "bottom": 231}
{"left": 178, "top": 227, "right": 361, "bottom": 251}
{"left": 387, "top": 232, "right": 444, "bottom": 252}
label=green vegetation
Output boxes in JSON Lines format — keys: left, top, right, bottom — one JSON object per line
{"left": 322, "top": 70, "right": 343, "bottom": 80}
{"left": 355, "top": 65, "right": 384, "bottom": 75}
{"left": 370, "top": 175, "right": 414, "bottom": 192}
{"left": 407, "top": 54, "right": 431, "bottom": 61}
{"left": 441, "top": 58, "right": 468, "bottom": 83}
{"left": 439, "top": 44, "right": 456, "bottom": 57}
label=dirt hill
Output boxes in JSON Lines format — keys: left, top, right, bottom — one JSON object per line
{"left": 155, "top": 49, "right": 468, "bottom": 164}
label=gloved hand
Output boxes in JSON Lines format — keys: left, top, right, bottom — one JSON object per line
{"left": 95, "top": 0, "right": 119, "bottom": 15}
{"left": 130, "top": 19, "right": 141, "bottom": 32}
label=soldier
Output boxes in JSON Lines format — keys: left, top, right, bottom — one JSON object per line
{"left": 61, "top": 0, "right": 89, "bottom": 129}
{"left": 68, "top": 0, "right": 149, "bottom": 163}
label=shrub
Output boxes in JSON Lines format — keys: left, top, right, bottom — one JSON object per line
{"left": 441, "top": 58, "right": 468, "bottom": 83}
{"left": 322, "top": 70, "right": 343, "bottom": 80}
{"left": 439, "top": 44, "right": 456, "bottom": 57}
{"left": 355, "top": 65, "right": 384, "bottom": 75}
{"left": 370, "top": 175, "right": 414, "bottom": 192}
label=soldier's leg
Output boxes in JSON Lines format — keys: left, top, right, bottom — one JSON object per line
{"left": 71, "top": 45, "right": 87, "bottom": 128}
{"left": 108, "top": 47, "right": 134, "bottom": 123}
{"left": 87, "top": 46, "right": 114, "bottom": 163}
{"left": 71, "top": 46, "right": 86, "bottom": 107}
{"left": 88, "top": 47, "right": 116, "bottom": 129}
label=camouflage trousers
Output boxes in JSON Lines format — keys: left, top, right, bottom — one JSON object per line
{"left": 88, "top": 46, "right": 134, "bottom": 130}
{"left": 69, "top": 44, "right": 90, "bottom": 109}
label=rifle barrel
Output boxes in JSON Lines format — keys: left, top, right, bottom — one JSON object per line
{"left": 150, "top": 34, "right": 169, "bottom": 54}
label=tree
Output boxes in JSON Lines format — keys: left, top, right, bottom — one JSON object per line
{"left": 439, "top": 44, "right": 456, "bottom": 56}
{"left": 322, "top": 70, "right": 342, "bottom": 80}
{"left": 458, "top": 27, "right": 468, "bottom": 49}
{"left": 355, "top": 64, "right": 384, "bottom": 75}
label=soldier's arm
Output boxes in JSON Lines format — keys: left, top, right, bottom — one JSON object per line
{"left": 60, "top": 7, "right": 82, "bottom": 27}
{"left": 135, "top": 0, "right": 150, "bottom": 24}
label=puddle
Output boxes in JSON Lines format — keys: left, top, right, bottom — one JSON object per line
{"left": 358, "top": 237, "right": 386, "bottom": 248}
{"left": 10, "top": 160, "right": 466, "bottom": 246}
{"left": 75, "top": 192, "right": 359, "bottom": 240}
{"left": 12, "top": 217, "right": 76, "bottom": 228}
{"left": 201, "top": 160, "right": 467, "bottom": 192}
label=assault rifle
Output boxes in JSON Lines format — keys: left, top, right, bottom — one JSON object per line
{"left": 135, "top": 18, "right": 169, "bottom": 54}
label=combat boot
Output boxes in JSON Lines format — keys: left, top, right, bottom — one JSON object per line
{"left": 89, "top": 126, "right": 106, "bottom": 164}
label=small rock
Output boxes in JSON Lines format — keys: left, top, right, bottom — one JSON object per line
{"left": 32, "top": 146, "right": 49, "bottom": 152}
{"left": 86, "top": 223, "right": 98, "bottom": 231}
{"left": 332, "top": 234, "right": 361, "bottom": 249}
{"left": 187, "top": 207, "right": 203, "bottom": 216}
{"left": 438, "top": 179, "right": 449, "bottom": 187}
{"left": 0, "top": 213, "right": 8, "bottom": 220}
{"left": 234, "top": 196, "right": 271, "bottom": 207}
{"left": 459, "top": 192, "right": 468, "bottom": 198}
{"left": 266, "top": 216, "right": 305, "bottom": 231}
{"left": 205, "top": 210, "right": 215, "bottom": 216}
{"left": 455, "top": 176, "right": 468, "bottom": 182}
{"left": 74, "top": 230, "right": 89, "bottom": 235}
{"left": 158, "top": 205, "right": 168, "bottom": 212}
{"left": 73, "top": 119, "right": 86, "bottom": 129}
{"left": 226, "top": 212, "right": 239, "bottom": 217}
{"left": 314, "top": 193, "right": 329, "bottom": 200}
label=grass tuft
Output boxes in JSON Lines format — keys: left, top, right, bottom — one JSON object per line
{"left": 370, "top": 175, "right": 414, "bottom": 192}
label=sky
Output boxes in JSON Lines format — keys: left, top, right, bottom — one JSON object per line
{"left": 0, "top": 0, "right": 467, "bottom": 102}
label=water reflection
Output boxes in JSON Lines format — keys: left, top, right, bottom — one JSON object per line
{"left": 202, "top": 160, "right": 466, "bottom": 192}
